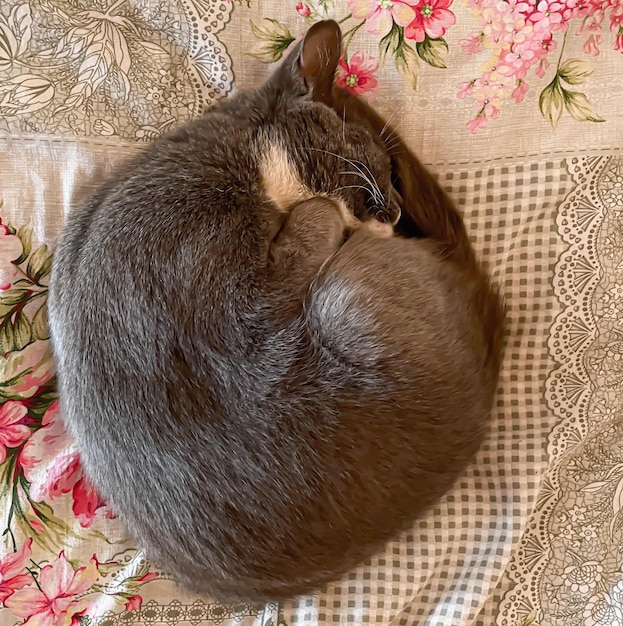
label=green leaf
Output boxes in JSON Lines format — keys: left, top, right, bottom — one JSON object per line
{"left": 15, "top": 222, "right": 32, "bottom": 265}
{"left": 416, "top": 35, "right": 448, "bottom": 69}
{"left": 395, "top": 40, "right": 420, "bottom": 90}
{"left": 562, "top": 88, "right": 605, "bottom": 123}
{"left": 12, "top": 312, "right": 32, "bottom": 351}
{"left": 539, "top": 76, "right": 564, "bottom": 129}
{"left": 0, "top": 302, "right": 15, "bottom": 319}
{"left": 558, "top": 58, "right": 594, "bottom": 85}
{"left": 0, "top": 322, "right": 14, "bottom": 353}
{"left": 32, "top": 302, "right": 49, "bottom": 340}
{"left": 0, "top": 288, "right": 31, "bottom": 308}
{"left": 378, "top": 22, "right": 402, "bottom": 62}
{"left": 248, "top": 19, "right": 295, "bottom": 63}
{"left": 27, "top": 244, "right": 52, "bottom": 283}
{"left": 26, "top": 386, "right": 58, "bottom": 420}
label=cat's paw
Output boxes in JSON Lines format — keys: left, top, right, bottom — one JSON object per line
{"left": 361, "top": 219, "right": 393, "bottom": 239}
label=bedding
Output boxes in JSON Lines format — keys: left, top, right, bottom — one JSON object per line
{"left": 0, "top": 1, "right": 622, "bottom": 624}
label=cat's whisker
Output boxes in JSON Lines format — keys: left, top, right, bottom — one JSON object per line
{"left": 385, "top": 138, "right": 403, "bottom": 154}
{"left": 352, "top": 169, "right": 384, "bottom": 207}
{"left": 334, "top": 184, "right": 370, "bottom": 195}
{"left": 312, "top": 148, "right": 385, "bottom": 206}
{"left": 338, "top": 175, "right": 378, "bottom": 204}
{"left": 339, "top": 170, "right": 381, "bottom": 205}
{"left": 340, "top": 162, "right": 384, "bottom": 206}
{"left": 379, "top": 110, "right": 399, "bottom": 140}
{"left": 381, "top": 111, "right": 403, "bottom": 137}
{"left": 352, "top": 160, "right": 384, "bottom": 205}
{"left": 383, "top": 131, "right": 401, "bottom": 151}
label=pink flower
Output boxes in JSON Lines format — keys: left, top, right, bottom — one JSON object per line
{"left": 511, "top": 79, "right": 529, "bottom": 103}
{"left": 0, "top": 539, "right": 33, "bottom": 603}
{"left": 457, "top": 80, "right": 475, "bottom": 98}
{"left": 1, "top": 341, "right": 55, "bottom": 399}
{"left": 29, "top": 518, "right": 45, "bottom": 533}
{"left": 466, "top": 114, "right": 487, "bottom": 133}
{"left": 484, "top": 102, "right": 499, "bottom": 118}
{"left": 583, "top": 33, "right": 602, "bottom": 54}
{"left": 125, "top": 595, "right": 142, "bottom": 612}
{"left": 5, "top": 552, "right": 98, "bottom": 626}
{"left": 349, "top": 0, "right": 417, "bottom": 37}
{"left": 20, "top": 401, "right": 78, "bottom": 500}
{"left": 404, "top": 0, "right": 456, "bottom": 42}
{"left": 336, "top": 53, "right": 379, "bottom": 94}
{"left": 456, "top": 0, "right": 623, "bottom": 129}
{"left": 0, "top": 219, "right": 22, "bottom": 291}
{"left": 0, "top": 401, "right": 30, "bottom": 464}
{"left": 38, "top": 452, "right": 82, "bottom": 500}
{"left": 19, "top": 401, "right": 115, "bottom": 527}
{"left": 72, "top": 476, "right": 115, "bottom": 528}
{"left": 459, "top": 33, "right": 484, "bottom": 54}
{"left": 529, "top": 0, "right": 565, "bottom": 32}
{"left": 610, "top": 5, "right": 623, "bottom": 33}
{"left": 563, "top": 0, "right": 591, "bottom": 20}
{"left": 296, "top": 2, "right": 311, "bottom": 16}
{"left": 577, "top": 9, "right": 605, "bottom": 34}
{"left": 500, "top": 49, "right": 533, "bottom": 75}
{"left": 535, "top": 58, "right": 550, "bottom": 78}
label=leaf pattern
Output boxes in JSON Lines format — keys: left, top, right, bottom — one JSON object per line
{"left": 0, "top": 0, "right": 233, "bottom": 139}
{"left": 0, "top": 4, "right": 32, "bottom": 68}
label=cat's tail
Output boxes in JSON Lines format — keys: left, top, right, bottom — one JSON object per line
{"left": 390, "top": 132, "right": 508, "bottom": 378}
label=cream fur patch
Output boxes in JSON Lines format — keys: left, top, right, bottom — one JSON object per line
{"left": 260, "top": 144, "right": 308, "bottom": 212}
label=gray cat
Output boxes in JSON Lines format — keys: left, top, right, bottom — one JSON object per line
{"left": 48, "top": 20, "right": 505, "bottom": 603}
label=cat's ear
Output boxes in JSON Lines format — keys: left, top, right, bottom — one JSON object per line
{"left": 268, "top": 20, "right": 338, "bottom": 107}
{"left": 268, "top": 20, "right": 341, "bottom": 105}
{"left": 298, "top": 20, "right": 342, "bottom": 106}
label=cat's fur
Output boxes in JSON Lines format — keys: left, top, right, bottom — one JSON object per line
{"left": 48, "top": 21, "right": 505, "bottom": 603}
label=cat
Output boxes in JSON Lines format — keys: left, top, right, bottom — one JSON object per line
{"left": 47, "top": 20, "right": 505, "bottom": 603}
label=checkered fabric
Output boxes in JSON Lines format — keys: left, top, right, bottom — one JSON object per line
{"left": 277, "top": 157, "right": 575, "bottom": 625}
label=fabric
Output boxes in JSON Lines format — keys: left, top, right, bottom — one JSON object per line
{"left": 0, "top": 1, "right": 622, "bottom": 625}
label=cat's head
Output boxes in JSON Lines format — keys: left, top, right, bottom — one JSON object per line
{"left": 251, "top": 20, "right": 399, "bottom": 226}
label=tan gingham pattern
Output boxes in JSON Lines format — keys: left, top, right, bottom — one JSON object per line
{"left": 277, "top": 158, "right": 576, "bottom": 625}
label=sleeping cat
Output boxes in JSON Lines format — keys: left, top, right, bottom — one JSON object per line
{"left": 47, "top": 20, "right": 505, "bottom": 603}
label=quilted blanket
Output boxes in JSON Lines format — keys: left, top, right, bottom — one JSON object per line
{"left": 0, "top": 1, "right": 622, "bottom": 625}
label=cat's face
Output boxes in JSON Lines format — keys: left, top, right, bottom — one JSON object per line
{"left": 255, "top": 21, "right": 398, "bottom": 227}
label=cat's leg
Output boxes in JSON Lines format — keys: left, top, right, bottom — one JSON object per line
{"left": 268, "top": 197, "right": 347, "bottom": 290}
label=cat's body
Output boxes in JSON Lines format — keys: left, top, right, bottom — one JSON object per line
{"left": 48, "top": 21, "right": 505, "bottom": 603}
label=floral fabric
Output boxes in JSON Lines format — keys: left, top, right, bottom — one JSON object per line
{"left": 0, "top": 1, "right": 622, "bottom": 625}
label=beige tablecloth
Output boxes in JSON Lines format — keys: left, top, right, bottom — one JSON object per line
{"left": 0, "top": 1, "right": 622, "bottom": 625}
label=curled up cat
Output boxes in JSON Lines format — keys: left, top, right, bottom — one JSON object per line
{"left": 48, "top": 20, "right": 506, "bottom": 603}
